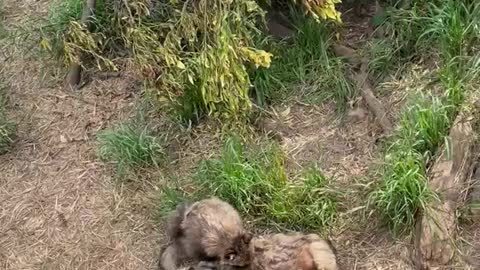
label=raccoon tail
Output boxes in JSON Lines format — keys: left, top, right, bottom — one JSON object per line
{"left": 308, "top": 240, "right": 339, "bottom": 270}
{"left": 166, "top": 203, "right": 189, "bottom": 239}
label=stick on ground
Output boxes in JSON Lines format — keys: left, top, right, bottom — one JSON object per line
{"left": 333, "top": 44, "right": 393, "bottom": 134}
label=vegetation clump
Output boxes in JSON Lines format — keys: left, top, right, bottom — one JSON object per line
{"left": 97, "top": 122, "right": 164, "bottom": 177}
{"left": 165, "top": 136, "right": 340, "bottom": 231}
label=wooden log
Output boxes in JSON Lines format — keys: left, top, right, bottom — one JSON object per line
{"left": 66, "top": 0, "right": 97, "bottom": 89}
{"left": 414, "top": 102, "right": 480, "bottom": 269}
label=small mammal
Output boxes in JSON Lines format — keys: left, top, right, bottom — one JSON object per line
{"left": 192, "top": 233, "right": 339, "bottom": 270}
{"left": 159, "top": 197, "right": 252, "bottom": 270}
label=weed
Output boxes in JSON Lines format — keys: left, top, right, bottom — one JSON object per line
{"left": 398, "top": 96, "right": 452, "bottom": 156}
{"left": 371, "top": 146, "right": 433, "bottom": 234}
{"left": 97, "top": 122, "right": 164, "bottom": 176}
{"left": 253, "top": 15, "right": 354, "bottom": 112}
{"left": 421, "top": 1, "right": 480, "bottom": 61}
{"left": 376, "top": 4, "right": 432, "bottom": 65}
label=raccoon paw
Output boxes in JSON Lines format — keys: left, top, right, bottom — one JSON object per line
{"left": 194, "top": 261, "right": 219, "bottom": 270}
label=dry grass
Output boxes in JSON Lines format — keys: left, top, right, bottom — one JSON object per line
{"left": 0, "top": 27, "right": 162, "bottom": 269}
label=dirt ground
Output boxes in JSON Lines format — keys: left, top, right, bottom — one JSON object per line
{"left": 0, "top": 1, "right": 478, "bottom": 270}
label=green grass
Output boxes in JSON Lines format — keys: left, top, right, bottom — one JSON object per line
{"left": 0, "top": 0, "right": 5, "bottom": 38}
{"left": 371, "top": 95, "right": 450, "bottom": 234}
{"left": 195, "top": 136, "right": 288, "bottom": 215}
{"left": 370, "top": 0, "right": 480, "bottom": 235}
{"left": 266, "top": 166, "right": 338, "bottom": 230}
{"left": 366, "top": 38, "right": 398, "bottom": 83}
{"left": 252, "top": 15, "right": 354, "bottom": 112}
{"left": 189, "top": 136, "right": 339, "bottom": 231}
{"left": 0, "top": 79, "right": 16, "bottom": 154}
{"left": 97, "top": 122, "right": 164, "bottom": 177}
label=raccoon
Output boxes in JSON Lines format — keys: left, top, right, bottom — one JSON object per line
{"left": 192, "top": 233, "right": 338, "bottom": 270}
{"left": 159, "top": 197, "right": 252, "bottom": 270}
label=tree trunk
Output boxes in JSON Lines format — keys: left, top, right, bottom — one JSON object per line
{"left": 66, "top": 0, "right": 97, "bottom": 89}
{"left": 413, "top": 101, "right": 480, "bottom": 269}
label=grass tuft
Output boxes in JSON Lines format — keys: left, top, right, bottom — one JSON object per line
{"left": 371, "top": 94, "right": 451, "bottom": 234}
{"left": 252, "top": 14, "right": 354, "bottom": 112}
{"left": 267, "top": 166, "right": 338, "bottom": 230}
{"left": 195, "top": 136, "right": 287, "bottom": 215}
{"left": 192, "top": 136, "right": 339, "bottom": 231}
{"left": 97, "top": 122, "right": 164, "bottom": 177}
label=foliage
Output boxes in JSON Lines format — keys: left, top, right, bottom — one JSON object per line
{"left": 41, "top": 0, "right": 344, "bottom": 123}
{"left": 97, "top": 122, "right": 164, "bottom": 177}
{"left": 252, "top": 15, "right": 354, "bottom": 110}
{"left": 293, "top": 0, "right": 342, "bottom": 22}
{"left": 41, "top": 0, "right": 109, "bottom": 58}
{"left": 194, "top": 136, "right": 339, "bottom": 230}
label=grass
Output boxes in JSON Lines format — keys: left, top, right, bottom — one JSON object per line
{"left": 97, "top": 122, "right": 165, "bottom": 177}
{"left": 0, "top": 0, "right": 5, "bottom": 38}
{"left": 371, "top": 95, "right": 450, "bottom": 234}
{"left": 266, "top": 166, "right": 338, "bottom": 230}
{"left": 370, "top": 0, "right": 480, "bottom": 234}
{"left": 195, "top": 136, "right": 288, "bottom": 216}
{"left": 169, "top": 136, "right": 341, "bottom": 231}
{"left": 366, "top": 38, "right": 399, "bottom": 83}
{"left": 252, "top": 14, "right": 354, "bottom": 112}
{"left": 0, "top": 78, "right": 16, "bottom": 154}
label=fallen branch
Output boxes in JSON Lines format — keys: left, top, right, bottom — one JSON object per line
{"left": 333, "top": 44, "right": 393, "bottom": 134}
{"left": 414, "top": 101, "right": 480, "bottom": 269}
{"left": 66, "top": 0, "right": 97, "bottom": 89}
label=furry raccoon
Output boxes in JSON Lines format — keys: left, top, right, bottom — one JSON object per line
{"left": 159, "top": 197, "right": 252, "bottom": 270}
{"left": 192, "top": 233, "right": 338, "bottom": 270}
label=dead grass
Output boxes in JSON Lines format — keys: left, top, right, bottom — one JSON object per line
{"left": 0, "top": 38, "right": 162, "bottom": 269}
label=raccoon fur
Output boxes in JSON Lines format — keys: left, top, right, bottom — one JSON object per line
{"left": 159, "top": 197, "right": 252, "bottom": 270}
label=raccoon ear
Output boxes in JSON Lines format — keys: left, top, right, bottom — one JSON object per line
{"left": 242, "top": 232, "right": 253, "bottom": 243}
